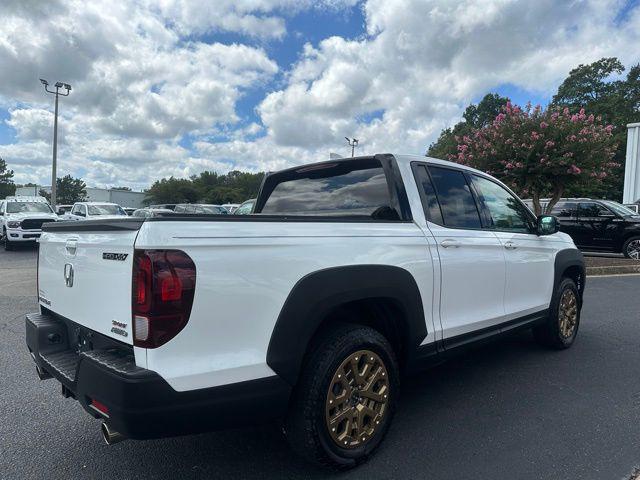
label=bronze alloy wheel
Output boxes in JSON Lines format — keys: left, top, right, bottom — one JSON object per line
{"left": 558, "top": 288, "right": 578, "bottom": 338}
{"left": 325, "top": 349, "right": 389, "bottom": 449}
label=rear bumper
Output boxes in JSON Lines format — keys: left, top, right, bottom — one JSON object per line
{"left": 26, "top": 312, "right": 291, "bottom": 440}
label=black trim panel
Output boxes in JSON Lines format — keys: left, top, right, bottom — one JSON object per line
{"left": 43, "top": 218, "right": 145, "bottom": 232}
{"left": 442, "top": 309, "right": 549, "bottom": 351}
{"left": 266, "top": 265, "right": 427, "bottom": 385}
{"left": 553, "top": 248, "right": 586, "bottom": 299}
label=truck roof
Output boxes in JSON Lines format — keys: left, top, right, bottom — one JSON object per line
{"left": 271, "top": 153, "right": 489, "bottom": 178}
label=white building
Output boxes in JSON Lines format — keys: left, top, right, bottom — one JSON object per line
{"left": 14, "top": 185, "right": 146, "bottom": 208}
{"left": 623, "top": 122, "right": 640, "bottom": 204}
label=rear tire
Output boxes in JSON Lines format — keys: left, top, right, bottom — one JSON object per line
{"left": 533, "top": 277, "right": 580, "bottom": 349}
{"left": 623, "top": 236, "right": 640, "bottom": 259}
{"left": 284, "top": 323, "right": 399, "bottom": 470}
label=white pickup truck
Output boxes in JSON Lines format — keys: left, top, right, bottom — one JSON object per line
{"left": 0, "top": 196, "right": 58, "bottom": 250}
{"left": 26, "top": 154, "right": 584, "bottom": 469}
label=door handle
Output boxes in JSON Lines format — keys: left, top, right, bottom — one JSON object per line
{"left": 440, "top": 239, "right": 461, "bottom": 248}
{"left": 503, "top": 241, "right": 517, "bottom": 250}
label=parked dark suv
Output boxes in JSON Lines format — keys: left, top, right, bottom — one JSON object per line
{"left": 523, "top": 198, "right": 640, "bottom": 258}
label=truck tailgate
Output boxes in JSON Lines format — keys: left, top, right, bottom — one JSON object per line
{"left": 38, "top": 221, "right": 142, "bottom": 344}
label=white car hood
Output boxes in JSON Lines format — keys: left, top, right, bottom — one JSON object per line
{"left": 6, "top": 212, "right": 58, "bottom": 221}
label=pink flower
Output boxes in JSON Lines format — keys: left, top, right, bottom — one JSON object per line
{"left": 545, "top": 140, "right": 555, "bottom": 148}
{"left": 605, "top": 125, "right": 613, "bottom": 133}
{"left": 540, "top": 121, "right": 548, "bottom": 129}
{"left": 567, "top": 165, "right": 581, "bottom": 175}
{"left": 506, "top": 162, "right": 514, "bottom": 169}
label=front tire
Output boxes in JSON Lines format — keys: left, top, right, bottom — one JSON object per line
{"left": 284, "top": 324, "right": 399, "bottom": 469}
{"left": 623, "top": 236, "right": 640, "bottom": 259}
{"left": 3, "top": 229, "right": 13, "bottom": 251}
{"left": 533, "top": 277, "right": 580, "bottom": 349}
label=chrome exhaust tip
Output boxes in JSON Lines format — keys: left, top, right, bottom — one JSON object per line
{"left": 101, "top": 422, "right": 126, "bottom": 445}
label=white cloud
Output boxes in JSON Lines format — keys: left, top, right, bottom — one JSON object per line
{"left": 258, "top": 0, "right": 640, "bottom": 159}
{"left": 1, "top": 0, "right": 639, "bottom": 190}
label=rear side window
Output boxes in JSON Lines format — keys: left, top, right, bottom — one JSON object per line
{"left": 259, "top": 159, "right": 399, "bottom": 220}
{"left": 427, "top": 166, "right": 482, "bottom": 229}
{"left": 550, "top": 201, "right": 577, "bottom": 218}
{"left": 413, "top": 165, "right": 444, "bottom": 224}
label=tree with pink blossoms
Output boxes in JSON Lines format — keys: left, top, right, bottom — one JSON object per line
{"left": 449, "top": 102, "right": 619, "bottom": 215}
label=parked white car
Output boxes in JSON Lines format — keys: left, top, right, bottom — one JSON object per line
{"left": 27, "top": 154, "right": 585, "bottom": 468}
{"left": 0, "top": 196, "right": 58, "bottom": 250}
{"left": 62, "top": 202, "right": 128, "bottom": 221}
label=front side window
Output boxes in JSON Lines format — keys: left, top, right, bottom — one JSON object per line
{"left": 6, "top": 202, "right": 53, "bottom": 214}
{"left": 471, "top": 175, "right": 532, "bottom": 233}
{"left": 259, "top": 159, "right": 399, "bottom": 220}
{"left": 578, "top": 202, "right": 612, "bottom": 218}
{"left": 427, "top": 166, "right": 481, "bottom": 229}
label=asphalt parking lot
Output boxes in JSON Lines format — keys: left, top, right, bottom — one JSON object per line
{"left": 2, "top": 246, "right": 640, "bottom": 480}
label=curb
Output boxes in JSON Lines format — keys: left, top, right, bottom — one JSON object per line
{"left": 586, "top": 265, "right": 640, "bottom": 276}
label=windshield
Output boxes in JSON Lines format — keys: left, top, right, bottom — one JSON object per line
{"left": 87, "top": 204, "right": 127, "bottom": 216}
{"left": 601, "top": 200, "right": 637, "bottom": 217}
{"left": 6, "top": 202, "right": 53, "bottom": 214}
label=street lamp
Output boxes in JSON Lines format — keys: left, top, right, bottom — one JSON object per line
{"left": 40, "top": 78, "right": 71, "bottom": 207}
{"left": 345, "top": 137, "right": 359, "bottom": 158}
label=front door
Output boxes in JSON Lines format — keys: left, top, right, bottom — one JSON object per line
{"left": 469, "top": 174, "right": 557, "bottom": 318}
{"left": 413, "top": 164, "right": 506, "bottom": 342}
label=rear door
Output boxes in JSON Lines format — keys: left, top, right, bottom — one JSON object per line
{"left": 413, "top": 164, "right": 506, "bottom": 342}
{"left": 38, "top": 222, "right": 142, "bottom": 343}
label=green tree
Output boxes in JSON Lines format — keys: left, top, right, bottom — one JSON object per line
{"left": 39, "top": 175, "right": 87, "bottom": 204}
{"left": 143, "top": 177, "right": 200, "bottom": 205}
{"left": 451, "top": 102, "right": 619, "bottom": 215}
{"left": 0, "top": 157, "right": 16, "bottom": 199}
{"left": 428, "top": 93, "right": 509, "bottom": 158}
{"left": 145, "top": 170, "right": 264, "bottom": 206}
{"left": 551, "top": 57, "right": 640, "bottom": 199}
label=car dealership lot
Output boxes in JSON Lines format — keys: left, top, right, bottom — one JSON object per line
{"left": 2, "top": 246, "right": 640, "bottom": 479}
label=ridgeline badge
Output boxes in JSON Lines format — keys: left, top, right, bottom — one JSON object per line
{"left": 103, "top": 253, "right": 128, "bottom": 261}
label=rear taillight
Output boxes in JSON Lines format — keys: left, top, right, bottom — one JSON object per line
{"left": 131, "top": 250, "right": 196, "bottom": 348}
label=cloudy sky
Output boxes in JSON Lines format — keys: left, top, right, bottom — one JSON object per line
{"left": 0, "top": 0, "right": 639, "bottom": 190}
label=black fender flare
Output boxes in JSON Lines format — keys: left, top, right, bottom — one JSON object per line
{"left": 554, "top": 248, "right": 586, "bottom": 300}
{"left": 266, "top": 265, "right": 427, "bottom": 385}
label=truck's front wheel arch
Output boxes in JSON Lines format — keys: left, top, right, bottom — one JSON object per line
{"left": 266, "top": 265, "right": 427, "bottom": 386}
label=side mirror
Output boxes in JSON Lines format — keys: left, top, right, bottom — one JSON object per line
{"left": 57, "top": 208, "right": 65, "bottom": 215}
{"left": 537, "top": 215, "right": 559, "bottom": 235}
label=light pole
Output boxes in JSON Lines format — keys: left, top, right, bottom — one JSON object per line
{"left": 40, "top": 79, "right": 71, "bottom": 207}
{"left": 345, "top": 137, "right": 359, "bottom": 157}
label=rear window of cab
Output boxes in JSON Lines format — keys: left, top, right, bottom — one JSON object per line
{"left": 257, "top": 158, "right": 400, "bottom": 220}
